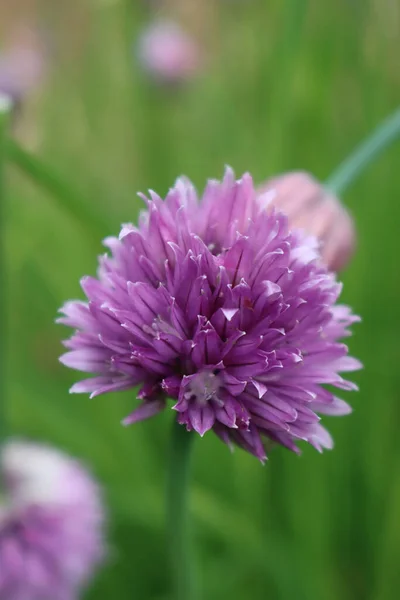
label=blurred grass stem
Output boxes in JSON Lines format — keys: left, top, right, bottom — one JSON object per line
{"left": 0, "top": 96, "right": 12, "bottom": 443}
{"left": 326, "top": 107, "right": 400, "bottom": 195}
{"left": 6, "top": 139, "right": 108, "bottom": 238}
{"left": 167, "top": 420, "right": 197, "bottom": 600}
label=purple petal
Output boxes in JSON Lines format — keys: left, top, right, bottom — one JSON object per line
{"left": 59, "top": 349, "right": 110, "bottom": 372}
{"left": 187, "top": 404, "right": 215, "bottom": 437}
{"left": 310, "top": 397, "right": 352, "bottom": 416}
{"left": 122, "top": 399, "right": 165, "bottom": 425}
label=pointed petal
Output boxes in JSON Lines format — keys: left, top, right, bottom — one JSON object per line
{"left": 122, "top": 399, "right": 165, "bottom": 425}
{"left": 189, "top": 404, "right": 215, "bottom": 437}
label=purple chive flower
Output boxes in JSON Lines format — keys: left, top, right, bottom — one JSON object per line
{"left": 0, "top": 27, "right": 45, "bottom": 103}
{"left": 137, "top": 20, "right": 201, "bottom": 83}
{"left": 59, "top": 168, "right": 361, "bottom": 461}
{"left": 0, "top": 440, "right": 105, "bottom": 599}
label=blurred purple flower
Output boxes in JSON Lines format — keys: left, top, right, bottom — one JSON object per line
{"left": 137, "top": 20, "right": 201, "bottom": 83}
{"left": 59, "top": 168, "right": 361, "bottom": 461}
{"left": 258, "top": 172, "right": 356, "bottom": 272}
{"left": 0, "top": 440, "right": 105, "bottom": 599}
{"left": 0, "top": 28, "right": 45, "bottom": 102}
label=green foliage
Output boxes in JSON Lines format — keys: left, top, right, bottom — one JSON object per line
{"left": 5, "top": 0, "right": 400, "bottom": 598}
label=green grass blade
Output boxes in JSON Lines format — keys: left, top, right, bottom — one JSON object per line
{"left": 6, "top": 139, "right": 109, "bottom": 238}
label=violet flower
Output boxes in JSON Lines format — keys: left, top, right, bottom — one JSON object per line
{"left": 0, "top": 440, "right": 105, "bottom": 599}
{"left": 59, "top": 168, "right": 361, "bottom": 461}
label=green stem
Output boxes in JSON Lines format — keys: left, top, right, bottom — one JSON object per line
{"left": 5, "top": 139, "right": 108, "bottom": 238}
{"left": 326, "top": 107, "right": 400, "bottom": 195}
{"left": 0, "top": 96, "right": 12, "bottom": 444}
{"left": 167, "top": 420, "right": 197, "bottom": 600}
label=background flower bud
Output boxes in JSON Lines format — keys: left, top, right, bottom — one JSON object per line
{"left": 259, "top": 171, "right": 356, "bottom": 272}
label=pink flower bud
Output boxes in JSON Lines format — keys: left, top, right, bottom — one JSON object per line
{"left": 259, "top": 171, "right": 356, "bottom": 271}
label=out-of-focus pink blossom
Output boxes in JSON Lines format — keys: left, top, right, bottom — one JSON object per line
{"left": 258, "top": 171, "right": 355, "bottom": 271}
{"left": 0, "top": 26, "right": 46, "bottom": 102}
{"left": 137, "top": 20, "right": 201, "bottom": 83}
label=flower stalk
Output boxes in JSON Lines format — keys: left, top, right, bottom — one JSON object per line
{"left": 167, "top": 419, "right": 197, "bottom": 600}
{"left": 326, "top": 107, "right": 400, "bottom": 195}
{"left": 0, "top": 94, "right": 12, "bottom": 445}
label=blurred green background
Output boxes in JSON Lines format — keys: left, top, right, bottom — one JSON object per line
{"left": 3, "top": 0, "right": 400, "bottom": 598}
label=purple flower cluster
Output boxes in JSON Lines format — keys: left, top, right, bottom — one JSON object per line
{"left": 0, "top": 440, "right": 105, "bottom": 599}
{"left": 59, "top": 169, "right": 361, "bottom": 461}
